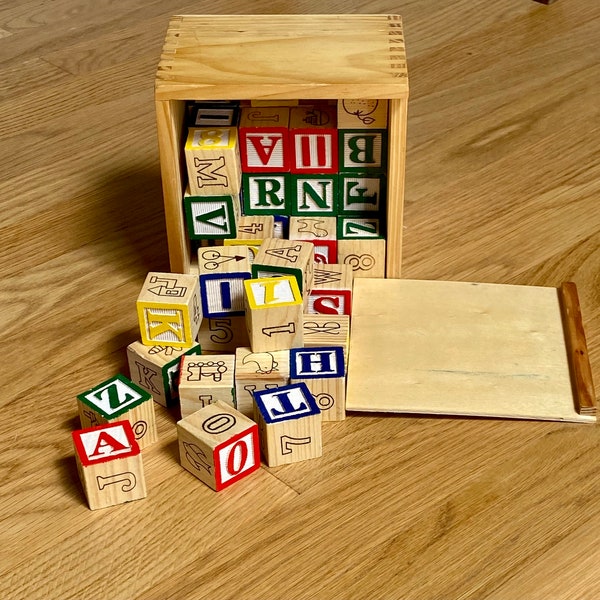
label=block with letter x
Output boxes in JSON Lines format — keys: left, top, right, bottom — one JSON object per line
{"left": 77, "top": 374, "right": 157, "bottom": 449}
{"left": 72, "top": 420, "right": 147, "bottom": 510}
{"left": 177, "top": 401, "right": 260, "bottom": 492}
{"left": 253, "top": 382, "right": 322, "bottom": 466}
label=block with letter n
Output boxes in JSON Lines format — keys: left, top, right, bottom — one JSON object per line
{"left": 253, "top": 382, "right": 322, "bottom": 466}
{"left": 242, "top": 173, "right": 290, "bottom": 216}
{"left": 290, "top": 105, "right": 338, "bottom": 174}
{"left": 290, "top": 346, "right": 346, "bottom": 422}
{"left": 137, "top": 271, "right": 202, "bottom": 349}
{"left": 239, "top": 106, "right": 290, "bottom": 172}
{"left": 290, "top": 175, "right": 337, "bottom": 216}
{"left": 183, "top": 192, "right": 240, "bottom": 240}
{"left": 307, "top": 263, "right": 353, "bottom": 315}
{"left": 77, "top": 374, "right": 157, "bottom": 449}
{"left": 177, "top": 401, "right": 260, "bottom": 492}
{"left": 184, "top": 126, "right": 241, "bottom": 196}
{"left": 72, "top": 420, "right": 147, "bottom": 510}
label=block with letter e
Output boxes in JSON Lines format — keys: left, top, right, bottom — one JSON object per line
{"left": 177, "top": 401, "right": 260, "bottom": 491}
{"left": 72, "top": 420, "right": 147, "bottom": 510}
{"left": 243, "top": 275, "right": 303, "bottom": 352}
{"left": 77, "top": 374, "right": 157, "bottom": 449}
{"left": 339, "top": 173, "right": 386, "bottom": 215}
{"left": 253, "top": 382, "right": 322, "bottom": 466}
{"left": 290, "top": 347, "right": 346, "bottom": 421}
{"left": 137, "top": 271, "right": 202, "bottom": 349}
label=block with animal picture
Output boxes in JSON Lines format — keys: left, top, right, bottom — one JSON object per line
{"left": 307, "top": 263, "right": 353, "bottom": 315}
{"left": 289, "top": 105, "right": 338, "bottom": 174}
{"left": 243, "top": 275, "right": 303, "bottom": 353}
{"left": 290, "top": 346, "right": 346, "bottom": 421}
{"left": 126, "top": 341, "right": 202, "bottom": 408}
{"left": 177, "top": 401, "right": 260, "bottom": 491}
{"left": 238, "top": 106, "right": 290, "bottom": 172}
{"left": 77, "top": 374, "right": 157, "bottom": 450}
{"left": 183, "top": 191, "right": 240, "bottom": 240}
{"left": 303, "top": 314, "right": 350, "bottom": 367}
{"left": 234, "top": 347, "right": 290, "bottom": 418}
{"left": 178, "top": 354, "right": 236, "bottom": 419}
{"left": 289, "top": 216, "right": 337, "bottom": 264}
{"left": 253, "top": 382, "right": 322, "bottom": 466}
{"left": 72, "top": 420, "right": 147, "bottom": 510}
{"left": 137, "top": 271, "right": 202, "bottom": 349}
{"left": 251, "top": 238, "right": 315, "bottom": 299}
{"left": 184, "top": 126, "right": 242, "bottom": 196}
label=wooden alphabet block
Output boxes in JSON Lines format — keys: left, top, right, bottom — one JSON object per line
{"left": 183, "top": 191, "right": 240, "bottom": 240}
{"left": 289, "top": 216, "right": 337, "bottom": 264}
{"left": 338, "top": 173, "right": 386, "bottom": 214}
{"left": 177, "top": 401, "right": 260, "bottom": 491}
{"left": 251, "top": 238, "right": 314, "bottom": 297}
{"left": 78, "top": 374, "right": 158, "bottom": 450}
{"left": 308, "top": 263, "right": 353, "bottom": 315}
{"left": 199, "top": 272, "right": 251, "bottom": 318}
{"left": 289, "top": 105, "right": 338, "bottom": 174}
{"left": 290, "top": 175, "right": 337, "bottom": 216}
{"left": 338, "top": 129, "right": 387, "bottom": 173}
{"left": 273, "top": 214, "right": 289, "bottom": 239}
{"left": 234, "top": 347, "right": 290, "bottom": 418}
{"left": 337, "top": 216, "right": 384, "bottom": 240}
{"left": 178, "top": 354, "right": 235, "bottom": 418}
{"left": 337, "top": 99, "right": 388, "bottom": 129}
{"left": 253, "top": 382, "right": 322, "bottom": 466}
{"left": 239, "top": 106, "right": 290, "bottom": 172}
{"left": 127, "top": 341, "right": 202, "bottom": 408}
{"left": 223, "top": 238, "right": 263, "bottom": 262}
{"left": 337, "top": 238, "right": 386, "bottom": 279}
{"left": 184, "top": 126, "right": 241, "bottom": 196}
{"left": 303, "top": 314, "right": 350, "bottom": 366}
{"left": 198, "top": 245, "right": 251, "bottom": 275}
{"left": 290, "top": 346, "right": 346, "bottom": 421}
{"left": 242, "top": 173, "right": 290, "bottom": 215}
{"left": 243, "top": 276, "right": 303, "bottom": 352}
{"left": 72, "top": 421, "right": 147, "bottom": 510}
{"left": 196, "top": 315, "right": 250, "bottom": 352}
{"left": 186, "top": 101, "right": 239, "bottom": 128}
{"left": 137, "top": 271, "right": 202, "bottom": 349}
{"left": 236, "top": 215, "right": 274, "bottom": 240}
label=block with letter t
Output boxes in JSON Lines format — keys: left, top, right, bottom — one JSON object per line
{"left": 243, "top": 275, "right": 303, "bottom": 352}
{"left": 77, "top": 374, "right": 158, "bottom": 449}
{"left": 253, "top": 382, "right": 322, "bottom": 466}
{"left": 307, "top": 263, "right": 353, "bottom": 316}
{"left": 137, "top": 271, "right": 202, "bottom": 349}
{"left": 290, "top": 346, "right": 346, "bottom": 421}
{"left": 72, "top": 420, "right": 147, "bottom": 510}
{"left": 177, "top": 401, "right": 260, "bottom": 491}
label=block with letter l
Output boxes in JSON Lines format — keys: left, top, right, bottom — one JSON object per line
{"left": 177, "top": 401, "right": 260, "bottom": 491}
{"left": 72, "top": 420, "right": 147, "bottom": 510}
{"left": 253, "top": 382, "right": 322, "bottom": 466}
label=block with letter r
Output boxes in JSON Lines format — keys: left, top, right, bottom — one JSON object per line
{"left": 253, "top": 382, "right": 322, "bottom": 466}
{"left": 242, "top": 173, "right": 290, "bottom": 215}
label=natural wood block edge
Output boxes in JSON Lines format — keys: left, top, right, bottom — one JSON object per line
{"left": 557, "top": 282, "right": 597, "bottom": 417}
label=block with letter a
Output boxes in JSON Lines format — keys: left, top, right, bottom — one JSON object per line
{"left": 77, "top": 374, "right": 157, "bottom": 449}
{"left": 72, "top": 420, "right": 147, "bottom": 510}
{"left": 290, "top": 347, "right": 346, "bottom": 421}
{"left": 239, "top": 106, "right": 290, "bottom": 172}
{"left": 243, "top": 275, "right": 303, "bottom": 352}
{"left": 253, "top": 382, "right": 322, "bottom": 466}
{"left": 137, "top": 271, "right": 202, "bottom": 349}
{"left": 307, "top": 263, "right": 353, "bottom": 315}
{"left": 177, "top": 401, "right": 260, "bottom": 491}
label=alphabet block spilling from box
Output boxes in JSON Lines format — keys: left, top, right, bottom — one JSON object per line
{"left": 308, "top": 263, "right": 353, "bottom": 315}
{"left": 253, "top": 382, "right": 322, "bottom": 466}
{"left": 72, "top": 420, "right": 147, "bottom": 510}
{"left": 177, "top": 401, "right": 260, "bottom": 491}
{"left": 302, "top": 314, "right": 350, "bottom": 367}
{"left": 77, "top": 374, "right": 157, "bottom": 449}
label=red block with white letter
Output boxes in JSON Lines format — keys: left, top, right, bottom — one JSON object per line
{"left": 72, "top": 420, "right": 147, "bottom": 510}
{"left": 177, "top": 401, "right": 260, "bottom": 491}
{"left": 307, "top": 263, "right": 353, "bottom": 315}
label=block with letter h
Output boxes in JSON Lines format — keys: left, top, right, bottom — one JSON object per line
{"left": 243, "top": 275, "right": 303, "bottom": 352}
{"left": 307, "top": 263, "right": 353, "bottom": 316}
{"left": 77, "top": 374, "right": 157, "bottom": 450}
{"left": 137, "top": 272, "right": 202, "bottom": 349}
{"left": 72, "top": 420, "right": 147, "bottom": 510}
{"left": 177, "top": 401, "right": 260, "bottom": 491}
{"left": 290, "top": 347, "right": 346, "bottom": 422}
{"left": 253, "top": 382, "right": 322, "bottom": 466}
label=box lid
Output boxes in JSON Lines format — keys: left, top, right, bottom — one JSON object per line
{"left": 155, "top": 14, "right": 408, "bottom": 100}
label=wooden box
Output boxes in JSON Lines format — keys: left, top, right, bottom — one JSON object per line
{"left": 155, "top": 14, "right": 408, "bottom": 277}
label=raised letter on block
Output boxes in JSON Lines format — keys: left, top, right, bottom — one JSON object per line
{"left": 290, "top": 105, "right": 338, "bottom": 174}
{"left": 307, "top": 263, "right": 353, "bottom": 315}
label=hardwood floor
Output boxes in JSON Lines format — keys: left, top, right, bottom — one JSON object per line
{"left": 1, "top": 1, "right": 599, "bottom": 598}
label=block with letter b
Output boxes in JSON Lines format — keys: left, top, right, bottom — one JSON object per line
{"left": 253, "top": 382, "right": 322, "bottom": 466}
{"left": 290, "top": 347, "right": 346, "bottom": 421}
{"left": 77, "top": 374, "right": 157, "bottom": 449}
{"left": 243, "top": 276, "right": 303, "bottom": 352}
{"left": 137, "top": 272, "right": 202, "bottom": 349}
{"left": 72, "top": 421, "right": 147, "bottom": 510}
{"left": 338, "top": 129, "right": 387, "bottom": 173}
{"left": 177, "top": 401, "right": 260, "bottom": 491}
